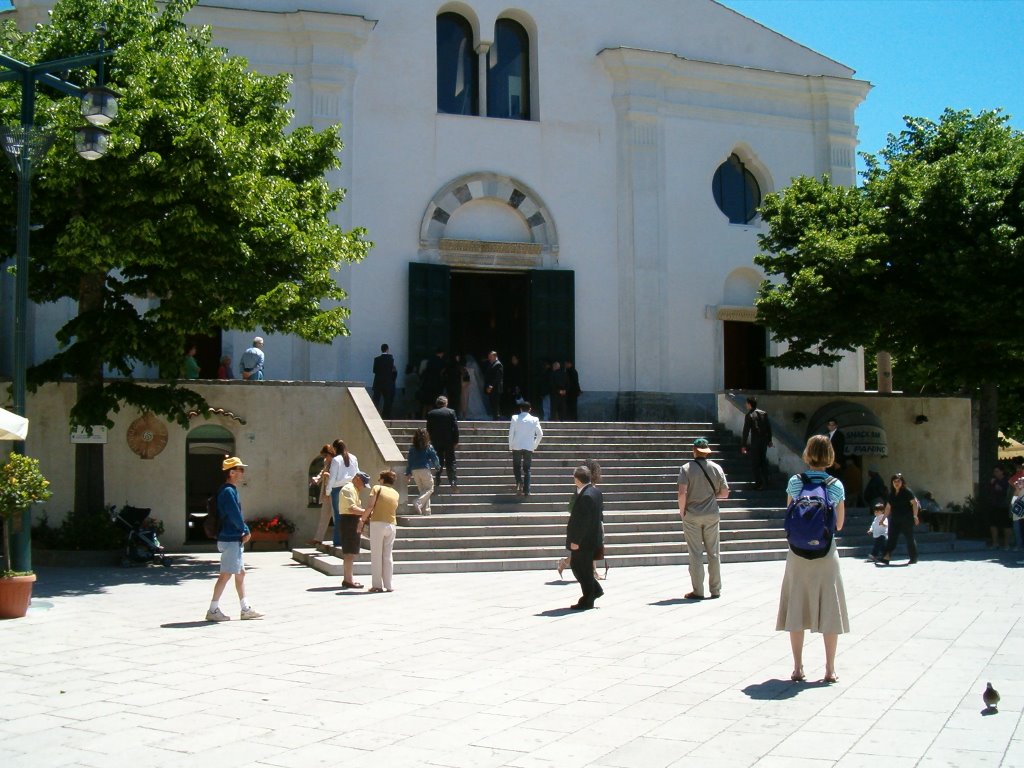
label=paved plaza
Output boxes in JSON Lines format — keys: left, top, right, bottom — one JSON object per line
{"left": 2, "top": 549, "right": 1023, "bottom": 767}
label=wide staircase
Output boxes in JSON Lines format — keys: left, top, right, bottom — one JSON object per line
{"left": 292, "top": 420, "right": 962, "bottom": 576}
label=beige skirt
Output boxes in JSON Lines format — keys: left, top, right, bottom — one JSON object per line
{"left": 776, "top": 540, "right": 850, "bottom": 634}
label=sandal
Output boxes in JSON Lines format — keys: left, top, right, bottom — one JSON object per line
{"left": 367, "top": 587, "right": 384, "bottom": 593}
{"left": 823, "top": 673, "right": 839, "bottom": 684}
{"left": 790, "top": 669, "right": 805, "bottom": 682}
{"left": 341, "top": 580, "right": 363, "bottom": 589}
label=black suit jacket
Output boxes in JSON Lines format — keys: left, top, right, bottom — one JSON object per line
{"left": 566, "top": 484, "right": 603, "bottom": 551}
{"left": 426, "top": 407, "right": 459, "bottom": 449}
{"left": 742, "top": 408, "right": 772, "bottom": 448}
{"left": 829, "top": 429, "right": 846, "bottom": 465}
{"left": 372, "top": 353, "right": 396, "bottom": 390}
{"left": 486, "top": 360, "right": 504, "bottom": 393}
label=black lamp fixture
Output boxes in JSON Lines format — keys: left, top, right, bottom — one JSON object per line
{"left": 792, "top": 411, "right": 806, "bottom": 424}
{"left": 74, "top": 24, "right": 119, "bottom": 161}
{"left": 914, "top": 414, "right": 929, "bottom": 425}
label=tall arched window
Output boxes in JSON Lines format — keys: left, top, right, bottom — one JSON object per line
{"left": 437, "top": 12, "right": 478, "bottom": 116}
{"left": 712, "top": 153, "right": 761, "bottom": 224}
{"left": 487, "top": 18, "right": 530, "bottom": 120}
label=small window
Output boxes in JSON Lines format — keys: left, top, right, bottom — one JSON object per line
{"left": 437, "top": 12, "right": 478, "bottom": 116}
{"left": 487, "top": 19, "right": 530, "bottom": 120}
{"left": 713, "top": 153, "right": 761, "bottom": 224}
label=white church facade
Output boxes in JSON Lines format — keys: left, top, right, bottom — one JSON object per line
{"left": 11, "top": 0, "right": 871, "bottom": 419}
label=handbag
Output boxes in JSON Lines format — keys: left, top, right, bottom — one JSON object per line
{"left": 593, "top": 544, "right": 609, "bottom": 579}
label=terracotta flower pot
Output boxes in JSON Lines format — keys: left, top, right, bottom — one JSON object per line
{"left": 0, "top": 573, "right": 36, "bottom": 619}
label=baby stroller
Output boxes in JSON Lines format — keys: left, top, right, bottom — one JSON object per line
{"left": 111, "top": 505, "right": 170, "bottom": 567}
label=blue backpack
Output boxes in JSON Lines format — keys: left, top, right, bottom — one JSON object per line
{"left": 785, "top": 473, "right": 837, "bottom": 557}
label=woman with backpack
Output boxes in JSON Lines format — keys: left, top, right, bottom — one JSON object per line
{"left": 880, "top": 473, "right": 920, "bottom": 565}
{"left": 777, "top": 434, "right": 848, "bottom": 684}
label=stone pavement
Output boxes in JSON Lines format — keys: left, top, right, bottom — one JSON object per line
{"left": 2, "top": 549, "right": 1023, "bottom": 768}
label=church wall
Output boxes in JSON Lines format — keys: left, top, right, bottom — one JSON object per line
{"left": 6, "top": 0, "right": 871, "bottom": 406}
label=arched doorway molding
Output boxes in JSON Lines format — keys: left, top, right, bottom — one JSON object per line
{"left": 184, "top": 423, "right": 236, "bottom": 543}
{"left": 419, "top": 171, "right": 558, "bottom": 269}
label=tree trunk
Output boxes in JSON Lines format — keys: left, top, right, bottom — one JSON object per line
{"left": 977, "top": 381, "right": 1000, "bottom": 494}
{"left": 73, "top": 272, "right": 107, "bottom": 516}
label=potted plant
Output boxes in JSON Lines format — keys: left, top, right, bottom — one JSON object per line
{"left": 0, "top": 453, "right": 53, "bottom": 618}
{"left": 244, "top": 515, "right": 296, "bottom": 550}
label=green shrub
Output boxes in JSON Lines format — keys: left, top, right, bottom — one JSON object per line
{"left": 32, "top": 506, "right": 123, "bottom": 551}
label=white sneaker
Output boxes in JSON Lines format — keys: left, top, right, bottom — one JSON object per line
{"left": 205, "top": 607, "right": 231, "bottom": 622}
{"left": 240, "top": 608, "right": 264, "bottom": 620}
{"left": 413, "top": 501, "right": 423, "bottom": 515}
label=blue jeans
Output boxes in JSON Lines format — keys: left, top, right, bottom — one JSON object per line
{"left": 330, "top": 486, "right": 342, "bottom": 547}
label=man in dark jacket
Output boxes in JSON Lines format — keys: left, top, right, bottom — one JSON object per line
{"left": 740, "top": 396, "right": 773, "bottom": 489}
{"left": 371, "top": 343, "right": 397, "bottom": 418}
{"left": 426, "top": 395, "right": 460, "bottom": 491}
{"left": 566, "top": 464, "right": 604, "bottom": 610}
{"left": 485, "top": 350, "right": 504, "bottom": 420}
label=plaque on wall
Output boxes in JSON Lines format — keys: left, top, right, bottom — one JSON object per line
{"left": 126, "top": 412, "right": 169, "bottom": 460}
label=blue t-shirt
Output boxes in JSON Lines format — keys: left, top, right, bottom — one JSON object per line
{"left": 787, "top": 470, "right": 846, "bottom": 505}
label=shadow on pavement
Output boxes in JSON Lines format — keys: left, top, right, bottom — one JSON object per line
{"left": 32, "top": 557, "right": 220, "bottom": 598}
{"left": 649, "top": 598, "right": 701, "bottom": 607}
{"left": 536, "top": 607, "right": 578, "bottom": 617}
{"left": 160, "top": 620, "right": 217, "bottom": 629}
{"left": 742, "top": 679, "right": 832, "bottom": 700}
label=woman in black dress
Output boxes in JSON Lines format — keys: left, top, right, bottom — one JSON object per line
{"left": 881, "top": 473, "right": 920, "bottom": 565}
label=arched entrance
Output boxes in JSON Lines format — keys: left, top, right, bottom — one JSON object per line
{"left": 411, "top": 172, "right": 572, "bottom": 411}
{"left": 185, "top": 424, "right": 235, "bottom": 542}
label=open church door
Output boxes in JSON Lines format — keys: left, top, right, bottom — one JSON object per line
{"left": 528, "top": 270, "right": 575, "bottom": 404}
{"left": 408, "top": 263, "right": 451, "bottom": 373}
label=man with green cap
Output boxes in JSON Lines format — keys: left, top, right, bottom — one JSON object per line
{"left": 678, "top": 438, "right": 730, "bottom": 600}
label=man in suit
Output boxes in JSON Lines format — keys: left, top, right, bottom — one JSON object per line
{"left": 826, "top": 418, "right": 845, "bottom": 478}
{"left": 565, "top": 464, "right": 604, "bottom": 610}
{"left": 549, "top": 361, "right": 567, "bottom": 421}
{"left": 485, "top": 350, "right": 504, "bottom": 419}
{"left": 740, "top": 396, "right": 773, "bottom": 489}
{"left": 565, "top": 360, "right": 581, "bottom": 420}
{"left": 371, "top": 343, "right": 397, "bottom": 418}
{"left": 426, "top": 395, "right": 460, "bottom": 491}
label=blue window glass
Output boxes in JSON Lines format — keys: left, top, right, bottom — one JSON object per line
{"left": 713, "top": 154, "right": 761, "bottom": 224}
{"left": 487, "top": 19, "right": 530, "bottom": 120}
{"left": 437, "top": 13, "right": 478, "bottom": 116}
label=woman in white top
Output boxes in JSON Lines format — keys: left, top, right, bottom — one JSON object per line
{"left": 329, "top": 439, "right": 359, "bottom": 547}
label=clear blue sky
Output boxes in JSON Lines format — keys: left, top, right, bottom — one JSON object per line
{"left": 721, "top": 0, "right": 1024, "bottom": 176}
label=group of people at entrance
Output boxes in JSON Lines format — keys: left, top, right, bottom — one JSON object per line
{"left": 379, "top": 345, "right": 582, "bottom": 422}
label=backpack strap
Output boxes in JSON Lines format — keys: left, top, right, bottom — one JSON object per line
{"left": 693, "top": 459, "right": 721, "bottom": 496}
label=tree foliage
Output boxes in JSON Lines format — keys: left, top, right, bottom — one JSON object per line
{"left": 756, "top": 109, "right": 1024, "bottom": 479}
{"left": 0, "top": 0, "right": 370, "bottom": 427}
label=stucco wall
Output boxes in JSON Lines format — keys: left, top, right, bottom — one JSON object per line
{"left": 18, "top": 382, "right": 404, "bottom": 547}
{"left": 717, "top": 392, "right": 974, "bottom": 508}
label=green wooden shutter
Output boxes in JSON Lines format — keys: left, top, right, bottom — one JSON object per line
{"left": 408, "top": 263, "right": 451, "bottom": 371}
{"left": 528, "top": 269, "right": 575, "bottom": 401}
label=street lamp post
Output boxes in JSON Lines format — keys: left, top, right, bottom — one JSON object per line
{"left": 0, "top": 28, "right": 117, "bottom": 572}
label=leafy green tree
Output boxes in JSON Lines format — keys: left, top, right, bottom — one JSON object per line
{"left": 756, "top": 109, "right": 1024, "bottom": 486}
{"left": 0, "top": 0, "right": 370, "bottom": 513}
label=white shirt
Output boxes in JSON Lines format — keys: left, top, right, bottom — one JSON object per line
{"left": 509, "top": 412, "right": 543, "bottom": 452}
{"left": 869, "top": 515, "right": 888, "bottom": 538}
{"left": 329, "top": 452, "right": 359, "bottom": 489}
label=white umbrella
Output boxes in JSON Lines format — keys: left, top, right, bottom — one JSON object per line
{"left": 0, "top": 407, "right": 29, "bottom": 441}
